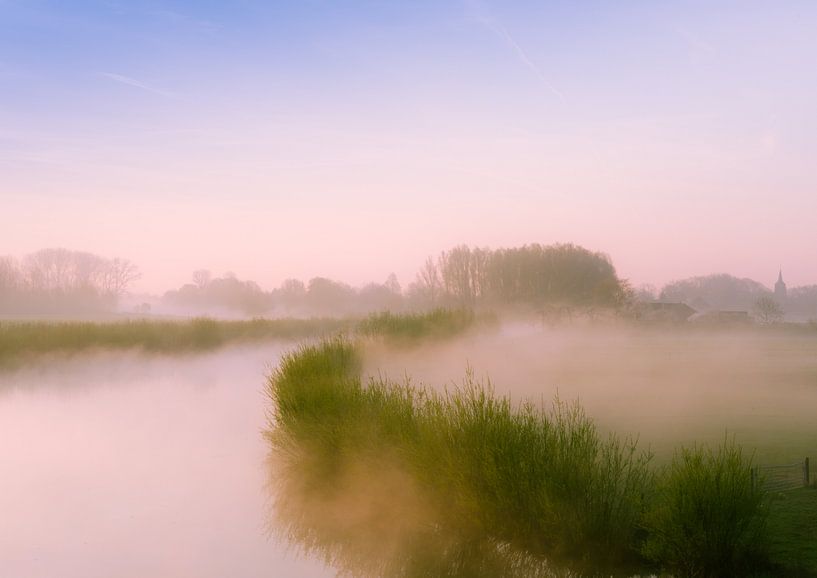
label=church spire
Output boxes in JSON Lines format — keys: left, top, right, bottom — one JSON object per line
{"left": 775, "top": 268, "right": 787, "bottom": 301}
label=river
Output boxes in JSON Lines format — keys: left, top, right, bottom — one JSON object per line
{"left": 0, "top": 344, "right": 330, "bottom": 578}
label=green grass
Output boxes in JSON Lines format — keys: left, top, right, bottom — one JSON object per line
{"left": 0, "top": 317, "right": 353, "bottom": 367}
{"left": 265, "top": 337, "right": 782, "bottom": 577}
{"left": 0, "top": 308, "right": 482, "bottom": 368}
{"left": 641, "top": 439, "right": 769, "bottom": 577}
{"left": 765, "top": 487, "right": 817, "bottom": 577}
{"left": 267, "top": 337, "right": 651, "bottom": 576}
{"left": 356, "top": 308, "right": 481, "bottom": 343}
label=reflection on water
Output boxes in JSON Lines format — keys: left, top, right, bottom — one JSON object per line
{"left": 0, "top": 346, "right": 330, "bottom": 578}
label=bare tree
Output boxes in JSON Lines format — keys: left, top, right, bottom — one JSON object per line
{"left": 753, "top": 295, "right": 784, "bottom": 325}
{"left": 415, "top": 257, "right": 441, "bottom": 305}
{"left": 384, "top": 272, "right": 401, "bottom": 295}
{"left": 101, "top": 258, "right": 141, "bottom": 297}
{"left": 23, "top": 248, "right": 74, "bottom": 292}
{"left": 0, "top": 256, "right": 18, "bottom": 291}
{"left": 192, "top": 269, "right": 212, "bottom": 290}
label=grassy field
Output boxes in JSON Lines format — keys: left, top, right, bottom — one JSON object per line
{"left": 0, "top": 317, "right": 353, "bottom": 368}
{"left": 0, "top": 309, "right": 482, "bottom": 368}
{"left": 363, "top": 324, "right": 817, "bottom": 465}
{"left": 265, "top": 334, "right": 796, "bottom": 577}
{"left": 357, "top": 308, "right": 480, "bottom": 343}
{"left": 766, "top": 487, "right": 817, "bottom": 577}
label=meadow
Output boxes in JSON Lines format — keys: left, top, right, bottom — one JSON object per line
{"left": 0, "top": 317, "right": 353, "bottom": 368}
{"left": 5, "top": 309, "right": 817, "bottom": 575}
{"left": 0, "top": 309, "right": 482, "bottom": 369}
{"left": 266, "top": 313, "right": 817, "bottom": 577}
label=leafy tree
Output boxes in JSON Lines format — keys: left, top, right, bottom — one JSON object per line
{"left": 425, "top": 243, "right": 627, "bottom": 310}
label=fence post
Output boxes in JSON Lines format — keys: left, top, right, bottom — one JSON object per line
{"left": 804, "top": 457, "right": 810, "bottom": 487}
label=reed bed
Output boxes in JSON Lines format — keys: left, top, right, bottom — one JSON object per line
{"left": 0, "top": 317, "right": 352, "bottom": 367}
{"left": 0, "top": 308, "right": 481, "bottom": 368}
{"left": 265, "top": 336, "right": 772, "bottom": 577}
{"left": 356, "top": 308, "right": 481, "bottom": 343}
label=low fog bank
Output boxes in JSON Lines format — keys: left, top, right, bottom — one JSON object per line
{"left": 363, "top": 321, "right": 817, "bottom": 462}
{"left": 0, "top": 341, "right": 286, "bottom": 391}
{"left": 6, "top": 244, "right": 817, "bottom": 325}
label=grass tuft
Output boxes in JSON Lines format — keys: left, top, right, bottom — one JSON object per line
{"left": 266, "top": 338, "right": 656, "bottom": 576}
{"left": 641, "top": 438, "right": 770, "bottom": 577}
{"left": 356, "top": 309, "right": 479, "bottom": 343}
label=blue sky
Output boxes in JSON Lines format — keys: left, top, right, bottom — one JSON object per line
{"left": 2, "top": 1, "right": 816, "bottom": 291}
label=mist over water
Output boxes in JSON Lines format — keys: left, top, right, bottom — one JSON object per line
{"left": 0, "top": 346, "right": 330, "bottom": 578}
{"left": 363, "top": 322, "right": 817, "bottom": 463}
{"left": 4, "top": 320, "right": 817, "bottom": 576}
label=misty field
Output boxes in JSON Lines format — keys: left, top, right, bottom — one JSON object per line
{"left": 364, "top": 323, "right": 817, "bottom": 465}
{"left": 0, "top": 309, "right": 482, "bottom": 369}
{"left": 266, "top": 316, "right": 817, "bottom": 577}
{"left": 5, "top": 310, "right": 817, "bottom": 575}
{"left": 0, "top": 317, "right": 353, "bottom": 368}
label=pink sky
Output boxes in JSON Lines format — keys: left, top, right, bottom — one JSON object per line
{"left": 2, "top": 1, "right": 816, "bottom": 293}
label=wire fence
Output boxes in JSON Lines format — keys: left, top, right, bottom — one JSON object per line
{"left": 752, "top": 457, "right": 810, "bottom": 492}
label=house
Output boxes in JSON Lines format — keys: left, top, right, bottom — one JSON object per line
{"left": 639, "top": 302, "right": 697, "bottom": 323}
{"left": 691, "top": 310, "right": 752, "bottom": 325}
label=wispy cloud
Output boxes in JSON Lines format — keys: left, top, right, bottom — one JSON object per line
{"left": 147, "top": 8, "right": 223, "bottom": 34}
{"left": 675, "top": 26, "right": 715, "bottom": 55}
{"left": 100, "top": 72, "right": 176, "bottom": 98}
{"left": 464, "top": 0, "right": 564, "bottom": 101}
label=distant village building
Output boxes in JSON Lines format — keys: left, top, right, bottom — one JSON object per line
{"left": 639, "top": 302, "right": 697, "bottom": 323}
{"left": 775, "top": 269, "right": 787, "bottom": 302}
{"left": 692, "top": 310, "right": 752, "bottom": 325}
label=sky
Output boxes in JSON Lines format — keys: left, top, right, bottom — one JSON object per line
{"left": 2, "top": 0, "right": 816, "bottom": 293}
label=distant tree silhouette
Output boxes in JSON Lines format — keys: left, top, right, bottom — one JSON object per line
{"left": 192, "top": 269, "right": 212, "bottom": 289}
{"left": 753, "top": 296, "right": 784, "bottom": 324}
{"left": 660, "top": 274, "right": 769, "bottom": 311}
{"left": 163, "top": 273, "right": 269, "bottom": 316}
{"left": 0, "top": 248, "right": 140, "bottom": 313}
{"left": 414, "top": 243, "right": 628, "bottom": 310}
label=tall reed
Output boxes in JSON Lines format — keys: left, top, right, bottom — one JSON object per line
{"left": 266, "top": 338, "right": 653, "bottom": 576}
{"left": 641, "top": 439, "right": 769, "bottom": 577}
{"left": 0, "top": 317, "right": 351, "bottom": 366}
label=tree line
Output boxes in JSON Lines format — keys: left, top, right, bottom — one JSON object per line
{"left": 162, "top": 271, "right": 404, "bottom": 317}
{"left": 636, "top": 273, "right": 817, "bottom": 321}
{"left": 1, "top": 243, "right": 629, "bottom": 316}
{"left": 0, "top": 248, "right": 139, "bottom": 314}
{"left": 164, "top": 243, "right": 627, "bottom": 316}
{"left": 407, "top": 243, "right": 627, "bottom": 309}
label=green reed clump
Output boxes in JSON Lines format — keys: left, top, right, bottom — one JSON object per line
{"left": 356, "top": 309, "right": 478, "bottom": 343}
{"left": 267, "top": 338, "right": 778, "bottom": 576}
{"left": 0, "top": 317, "right": 351, "bottom": 367}
{"left": 413, "top": 382, "right": 653, "bottom": 576}
{"left": 641, "top": 438, "right": 770, "bottom": 577}
{"left": 266, "top": 338, "right": 654, "bottom": 577}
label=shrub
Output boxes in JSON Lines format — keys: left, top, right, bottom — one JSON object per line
{"left": 641, "top": 438, "right": 770, "bottom": 577}
{"left": 266, "top": 338, "right": 653, "bottom": 576}
{"left": 356, "top": 309, "right": 476, "bottom": 343}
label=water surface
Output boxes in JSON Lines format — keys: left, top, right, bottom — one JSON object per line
{"left": 0, "top": 345, "right": 330, "bottom": 578}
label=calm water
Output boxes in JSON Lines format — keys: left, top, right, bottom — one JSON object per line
{"left": 0, "top": 345, "right": 330, "bottom": 578}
